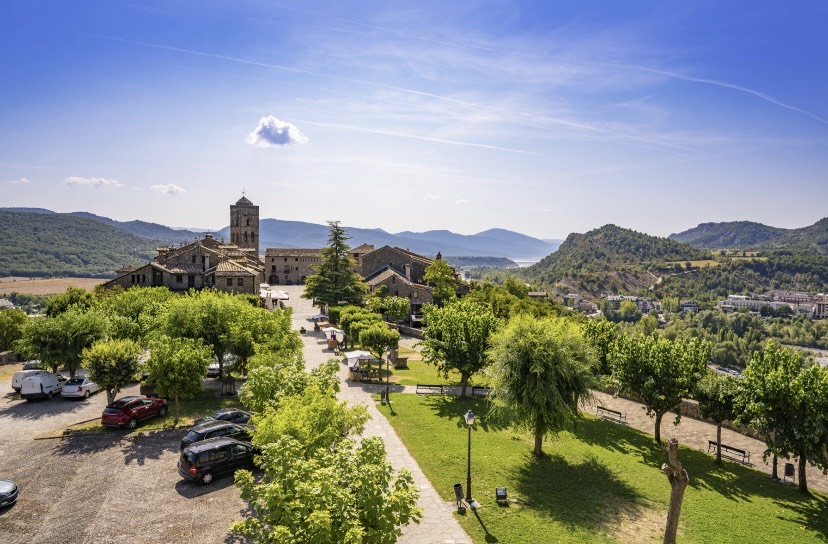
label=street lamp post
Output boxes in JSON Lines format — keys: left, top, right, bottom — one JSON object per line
{"left": 464, "top": 410, "right": 476, "bottom": 506}
{"left": 385, "top": 346, "right": 391, "bottom": 404}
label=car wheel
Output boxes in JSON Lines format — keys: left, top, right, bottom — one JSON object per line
{"left": 47, "top": 392, "right": 53, "bottom": 400}
{"left": 200, "top": 472, "right": 214, "bottom": 485}
{"left": 83, "top": 390, "right": 90, "bottom": 399}
{"left": 127, "top": 418, "right": 138, "bottom": 430}
{"left": 159, "top": 406, "right": 168, "bottom": 417}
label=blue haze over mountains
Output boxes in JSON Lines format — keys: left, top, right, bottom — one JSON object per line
{"left": 5, "top": 208, "right": 562, "bottom": 260}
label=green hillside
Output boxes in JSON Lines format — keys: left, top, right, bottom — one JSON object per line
{"left": 0, "top": 210, "right": 158, "bottom": 277}
{"left": 669, "top": 221, "right": 788, "bottom": 249}
{"left": 523, "top": 224, "right": 709, "bottom": 296}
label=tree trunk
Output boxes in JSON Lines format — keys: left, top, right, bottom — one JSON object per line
{"left": 798, "top": 453, "right": 808, "bottom": 493}
{"left": 715, "top": 423, "right": 722, "bottom": 464}
{"left": 460, "top": 372, "right": 469, "bottom": 397}
{"left": 106, "top": 388, "right": 116, "bottom": 405}
{"left": 175, "top": 393, "right": 180, "bottom": 424}
{"left": 533, "top": 418, "right": 544, "bottom": 457}
{"left": 662, "top": 438, "right": 689, "bottom": 544}
{"left": 654, "top": 411, "right": 664, "bottom": 444}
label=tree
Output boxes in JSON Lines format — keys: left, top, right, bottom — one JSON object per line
{"left": 359, "top": 323, "right": 400, "bottom": 374}
{"left": 17, "top": 308, "right": 108, "bottom": 377}
{"left": 662, "top": 438, "right": 689, "bottom": 544}
{"left": 0, "top": 308, "right": 28, "bottom": 352}
{"left": 83, "top": 338, "right": 142, "bottom": 404}
{"left": 45, "top": 287, "right": 95, "bottom": 317}
{"left": 233, "top": 436, "right": 421, "bottom": 544}
{"left": 735, "top": 341, "right": 828, "bottom": 492}
{"left": 694, "top": 372, "right": 738, "bottom": 463}
{"left": 423, "top": 258, "right": 458, "bottom": 307}
{"left": 618, "top": 300, "right": 643, "bottom": 323}
{"left": 610, "top": 335, "right": 709, "bottom": 443}
{"left": 145, "top": 336, "right": 212, "bottom": 422}
{"left": 582, "top": 317, "right": 618, "bottom": 375}
{"left": 486, "top": 314, "right": 596, "bottom": 456}
{"left": 420, "top": 300, "right": 499, "bottom": 396}
{"left": 382, "top": 296, "right": 411, "bottom": 323}
{"left": 226, "top": 305, "right": 300, "bottom": 377}
{"left": 302, "top": 221, "right": 366, "bottom": 311}
{"left": 95, "top": 286, "right": 174, "bottom": 343}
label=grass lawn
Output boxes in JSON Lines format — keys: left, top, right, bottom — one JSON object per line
{"left": 68, "top": 386, "right": 244, "bottom": 434}
{"left": 380, "top": 395, "right": 828, "bottom": 544}
{"left": 389, "top": 359, "right": 461, "bottom": 386}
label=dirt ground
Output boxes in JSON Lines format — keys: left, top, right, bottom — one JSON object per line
{"left": 0, "top": 277, "right": 106, "bottom": 296}
{"left": 0, "top": 373, "right": 248, "bottom": 543}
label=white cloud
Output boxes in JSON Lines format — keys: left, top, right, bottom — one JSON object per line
{"left": 421, "top": 194, "right": 441, "bottom": 200}
{"left": 454, "top": 198, "right": 469, "bottom": 205}
{"left": 245, "top": 116, "right": 308, "bottom": 148}
{"left": 150, "top": 183, "right": 185, "bottom": 195}
{"left": 532, "top": 207, "right": 551, "bottom": 213}
{"left": 8, "top": 177, "right": 30, "bottom": 184}
{"left": 64, "top": 176, "right": 122, "bottom": 188}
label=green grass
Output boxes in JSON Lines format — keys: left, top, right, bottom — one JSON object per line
{"left": 379, "top": 395, "right": 828, "bottom": 544}
{"left": 389, "top": 359, "right": 461, "bottom": 386}
{"left": 68, "top": 387, "right": 243, "bottom": 434}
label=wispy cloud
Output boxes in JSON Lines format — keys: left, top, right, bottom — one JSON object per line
{"left": 420, "top": 194, "right": 441, "bottom": 200}
{"left": 246, "top": 116, "right": 308, "bottom": 148}
{"left": 454, "top": 198, "right": 469, "bottom": 205}
{"left": 64, "top": 176, "right": 122, "bottom": 188}
{"left": 532, "top": 207, "right": 551, "bottom": 213}
{"left": 8, "top": 177, "right": 30, "bottom": 184}
{"left": 151, "top": 183, "right": 185, "bottom": 195}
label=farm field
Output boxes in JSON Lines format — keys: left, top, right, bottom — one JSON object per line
{"left": 0, "top": 277, "right": 106, "bottom": 295}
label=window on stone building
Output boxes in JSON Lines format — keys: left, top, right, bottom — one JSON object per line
{"left": 131, "top": 275, "right": 135, "bottom": 284}
{"left": 176, "top": 275, "right": 183, "bottom": 283}
{"left": 238, "top": 278, "right": 244, "bottom": 287}
{"left": 271, "top": 265, "right": 276, "bottom": 272}
{"left": 142, "top": 274, "right": 146, "bottom": 283}
{"left": 192, "top": 255, "right": 196, "bottom": 263}
{"left": 227, "top": 278, "right": 233, "bottom": 287}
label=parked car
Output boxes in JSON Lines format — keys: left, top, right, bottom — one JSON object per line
{"left": 194, "top": 407, "right": 252, "bottom": 425}
{"left": 22, "top": 360, "right": 42, "bottom": 370}
{"left": 20, "top": 373, "right": 67, "bottom": 400}
{"left": 180, "top": 420, "right": 253, "bottom": 450}
{"left": 61, "top": 377, "right": 100, "bottom": 399}
{"left": 12, "top": 369, "right": 47, "bottom": 392}
{"left": 178, "top": 437, "right": 256, "bottom": 485}
{"left": 0, "top": 479, "right": 19, "bottom": 508}
{"left": 101, "top": 395, "right": 168, "bottom": 429}
{"left": 206, "top": 355, "right": 237, "bottom": 378}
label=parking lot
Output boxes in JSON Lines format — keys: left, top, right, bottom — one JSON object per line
{"left": 0, "top": 376, "right": 247, "bottom": 544}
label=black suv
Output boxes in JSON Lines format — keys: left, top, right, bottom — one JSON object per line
{"left": 180, "top": 420, "right": 252, "bottom": 450}
{"left": 178, "top": 437, "right": 256, "bottom": 485}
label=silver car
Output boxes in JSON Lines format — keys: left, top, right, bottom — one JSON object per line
{"left": 61, "top": 377, "right": 100, "bottom": 399}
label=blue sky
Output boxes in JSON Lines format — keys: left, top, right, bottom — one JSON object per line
{"left": 2, "top": 1, "right": 827, "bottom": 240}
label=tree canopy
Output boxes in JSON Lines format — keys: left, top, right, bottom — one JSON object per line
{"left": 422, "top": 258, "right": 458, "bottom": 307}
{"left": 486, "top": 314, "right": 596, "bottom": 456}
{"left": 83, "top": 338, "right": 143, "bottom": 404}
{"left": 145, "top": 336, "right": 212, "bottom": 422}
{"left": 302, "top": 221, "right": 366, "bottom": 310}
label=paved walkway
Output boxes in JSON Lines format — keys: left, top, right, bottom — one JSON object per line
{"left": 281, "top": 286, "right": 472, "bottom": 544}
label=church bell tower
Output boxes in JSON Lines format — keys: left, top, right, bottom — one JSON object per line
{"left": 230, "top": 194, "right": 260, "bottom": 256}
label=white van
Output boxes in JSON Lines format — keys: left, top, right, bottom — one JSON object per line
{"left": 12, "top": 369, "right": 47, "bottom": 392}
{"left": 20, "top": 373, "right": 67, "bottom": 400}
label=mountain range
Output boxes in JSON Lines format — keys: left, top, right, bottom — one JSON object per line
{"left": 670, "top": 218, "right": 828, "bottom": 254}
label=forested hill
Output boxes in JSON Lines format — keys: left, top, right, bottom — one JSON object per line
{"left": 522, "top": 224, "right": 708, "bottom": 296}
{"left": 670, "top": 217, "right": 828, "bottom": 254}
{"left": 0, "top": 210, "right": 158, "bottom": 277}
{"left": 669, "top": 221, "right": 788, "bottom": 249}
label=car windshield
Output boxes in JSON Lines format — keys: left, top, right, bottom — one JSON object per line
{"left": 181, "top": 452, "right": 197, "bottom": 465}
{"left": 184, "top": 431, "right": 202, "bottom": 442}
{"left": 66, "top": 378, "right": 84, "bottom": 385}
{"left": 103, "top": 407, "right": 122, "bottom": 414}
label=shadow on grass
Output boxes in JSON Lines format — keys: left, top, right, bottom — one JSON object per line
{"left": 509, "top": 451, "right": 644, "bottom": 533}
{"left": 773, "top": 492, "right": 828, "bottom": 541}
{"left": 420, "top": 395, "right": 511, "bottom": 432}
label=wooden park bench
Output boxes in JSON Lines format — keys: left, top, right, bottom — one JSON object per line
{"left": 471, "top": 386, "right": 491, "bottom": 397}
{"left": 708, "top": 440, "right": 751, "bottom": 464}
{"left": 596, "top": 405, "right": 627, "bottom": 424}
{"left": 416, "top": 384, "right": 445, "bottom": 396}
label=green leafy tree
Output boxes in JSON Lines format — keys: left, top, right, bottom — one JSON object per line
{"left": 582, "top": 317, "right": 618, "bottom": 375}
{"left": 145, "top": 336, "right": 212, "bottom": 422}
{"left": 240, "top": 353, "right": 339, "bottom": 414}
{"left": 383, "top": 296, "right": 411, "bottom": 322}
{"left": 420, "top": 300, "right": 499, "bottom": 396}
{"left": 0, "top": 308, "right": 28, "bottom": 352}
{"left": 226, "top": 305, "right": 300, "bottom": 377}
{"left": 45, "top": 286, "right": 95, "bottom": 317}
{"left": 618, "top": 300, "right": 643, "bottom": 323}
{"left": 83, "top": 338, "right": 143, "bottom": 404}
{"left": 17, "top": 308, "right": 108, "bottom": 377}
{"left": 359, "top": 323, "right": 400, "bottom": 373}
{"left": 423, "top": 258, "right": 458, "bottom": 307}
{"left": 735, "top": 341, "right": 828, "bottom": 492}
{"left": 486, "top": 314, "right": 596, "bottom": 456}
{"left": 233, "top": 436, "right": 421, "bottom": 544}
{"left": 694, "top": 372, "right": 738, "bottom": 463}
{"left": 95, "top": 286, "right": 174, "bottom": 343}
{"left": 302, "top": 221, "right": 366, "bottom": 311}
{"left": 610, "top": 335, "right": 710, "bottom": 443}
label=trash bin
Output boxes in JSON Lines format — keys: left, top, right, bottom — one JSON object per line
{"left": 453, "top": 483, "right": 464, "bottom": 509}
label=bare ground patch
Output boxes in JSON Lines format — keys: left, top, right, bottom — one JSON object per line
{"left": 0, "top": 277, "right": 106, "bottom": 295}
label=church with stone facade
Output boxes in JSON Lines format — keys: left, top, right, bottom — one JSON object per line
{"left": 104, "top": 196, "right": 265, "bottom": 294}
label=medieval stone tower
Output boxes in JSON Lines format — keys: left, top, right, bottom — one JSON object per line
{"left": 230, "top": 194, "right": 260, "bottom": 256}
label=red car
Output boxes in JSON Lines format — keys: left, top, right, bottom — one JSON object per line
{"left": 101, "top": 395, "right": 168, "bottom": 429}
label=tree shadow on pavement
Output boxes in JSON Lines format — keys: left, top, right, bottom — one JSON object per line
{"left": 0, "top": 396, "right": 91, "bottom": 421}
{"left": 52, "top": 431, "right": 124, "bottom": 456}
{"left": 121, "top": 429, "right": 180, "bottom": 465}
